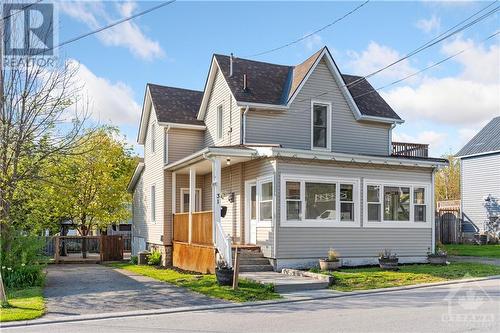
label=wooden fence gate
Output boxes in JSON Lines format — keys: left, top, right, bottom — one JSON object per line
{"left": 53, "top": 235, "right": 124, "bottom": 263}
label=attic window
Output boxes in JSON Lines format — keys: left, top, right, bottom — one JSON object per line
{"left": 217, "top": 105, "right": 223, "bottom": 140}
{"left": 311, "top": 101, "right": 331, "bottom": 150}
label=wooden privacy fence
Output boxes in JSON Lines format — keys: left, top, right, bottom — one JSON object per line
{"left": 53, "top": 235, "right": 124, "bottom": 263}
{"left": 173, "top": 211, "right": 213, "bottom": 245}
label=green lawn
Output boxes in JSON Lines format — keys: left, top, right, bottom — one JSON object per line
{"left": 0, "top": 287, "right": 45, "bottom": 322}
{"left": 443, "top": 244, "right": 500, "bottom": 258}
{"left": 313, "top": 263, "right": 500, "bottom": 292}
{"left": 107, "top": 263, "right": 280, "bottom": 302}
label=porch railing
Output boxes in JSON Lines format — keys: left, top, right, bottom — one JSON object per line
{"left": 392, "top": 142, "right": 429, "bottom": 158}
{"left": 215, "top": 219, "right": 232, "bottom": 268}
{"left": 173, "top": 211, "right": 213, "bottom": 245}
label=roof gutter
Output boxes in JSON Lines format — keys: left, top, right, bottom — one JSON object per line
{"left": 157, "top": 122, "right": 206, "bottom": 130}
{"left": 456, "top": 150, "right": 500, "bottom": 159}
{"left": 236, "top": 101, "right": 289, "bottom": 110}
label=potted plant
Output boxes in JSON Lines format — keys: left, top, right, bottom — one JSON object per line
{"left": 427, "top": 244, "right": 448, "bottom": 265}
{"left": 215, "top": 260, "right": 234, "bottom": 286}
{"left": 319, "top": 248, "right": 341, "bottom": 271}
{"left": 378, "top": 249, "right": 399, "bottom": 270}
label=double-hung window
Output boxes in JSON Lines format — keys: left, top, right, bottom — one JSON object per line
{"left": 311, "top": 101, "right": 331, "bottom": 150}
{"left": 217, "top": 105, "right": 223, "bottom": 141}
{"left": 259, "top": 181, "right": 273, "bottom": 221}
{"left": 163, "top": 131, "right": 168, "bottom": 164}
{"left": 150, "top": 185, "right": 156, "bottom": 223}
{"left": 365, "top": 182, "right": 430, "bottom": 226}
{"left": 151, "top": 122, "right": 156, "bottom": 153}
{"left": 282, "top": 176, "right": 359, "bottom": 226}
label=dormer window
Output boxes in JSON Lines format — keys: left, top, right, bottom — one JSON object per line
{"left": 311, "top": 101, "right": 331, "bottom": 150}
{"left": 217, "top": 105, "right": 223, "bottom": 140}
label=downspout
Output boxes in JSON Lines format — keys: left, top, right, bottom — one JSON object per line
{"left": 241, "top": 105, "right": 250, "bottom": 145}
{"left": 431, "top": 167, "right": 437, "bottom": 254}
{"left": 388, "top": 122, "right": 397, "bottom": 155}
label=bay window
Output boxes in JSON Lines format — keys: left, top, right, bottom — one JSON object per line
{"left": 282, "top": 176, "right": 359, "bottom": 226}
{"left": 364, "top": 182, "right": 430, "bottom": 226}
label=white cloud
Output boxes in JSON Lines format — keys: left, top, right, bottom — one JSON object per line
{"left": 346, "top": 42, "right": 418, "bottom": 80}
{"left": 441, "top": 37, "right": 500, "bottom": 83}
{"left": 69, "top": 59, "right": 141, "bottom": 125}
{"left": 60, "top": 1, "right": 164, "bottom": 60}
{"left": 415, "top": 15, "right": 441, "bottom": 34}
{"left": 382, "top": 37, "right": 500, "bottom": 126}
{"left": 303, "top": 34, "right": 323, "bottom": 51}
{"left": 393, "top": 130, "right": 448, "bottom": 156}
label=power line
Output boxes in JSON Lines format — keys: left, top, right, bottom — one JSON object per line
{"left": 1, "top": 0, "right": 44, "bottom": 22}
{"left": 344, "top": 1, "right": 499, "bottom": 88}
{"left": 35, "top": 0, "right": 176, "bottom": 56}
{"left": 351, "top": 31, "right": 500, "bottom": 100}
{"left": 245, "top": 0, "right": 370, "bottom": 58}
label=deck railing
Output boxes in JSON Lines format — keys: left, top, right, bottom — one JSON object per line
{"left": 173, "top": 211, "right": 213, "bottom": 245}
{"left": 392, "top": 142, "right": 429, "bottom": 158}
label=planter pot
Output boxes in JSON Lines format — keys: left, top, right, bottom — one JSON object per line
{"left": 215, "top": 268, "right": 234, "bottom": 286}
{"left": 428, "top": 255, "right": 447, "bottom": 265}
{"left": 319, "top": 259, "right": 341, "bottom": 271}
{"left": 379, "top": 258, "right": 399, "bottom": 270}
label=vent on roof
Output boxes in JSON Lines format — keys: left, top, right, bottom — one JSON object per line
{"left": 243, "top": 74, "right": 248, "bottom": 92}
{"left": 230, "top": 53, "right": 234, "bottom": 77}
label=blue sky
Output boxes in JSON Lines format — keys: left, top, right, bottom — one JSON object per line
{"left": 56, "top": 0, "right": 500, "bottom": 156}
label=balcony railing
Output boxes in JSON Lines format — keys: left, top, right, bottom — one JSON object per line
{"left": 392, "top": 142, "right": 429, "bottom": 158}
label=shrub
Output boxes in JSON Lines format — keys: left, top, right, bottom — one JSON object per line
{"left": 130, "top": 255, "right": 138, "bottom": 265}
{"left": 147, "top": 250, "right": 161, "bottom": 266}
{"left": 0, "top": 232, "right": 47, "bottom": 289}
{"left": 327, "top": 248, "right": 340, "bottom": 261}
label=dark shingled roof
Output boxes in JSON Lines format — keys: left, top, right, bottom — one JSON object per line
{"left": 148, "top": 48, "right": 401, "bottom": 125}
{"left": 456, "top": 116, "right": 500, "bottom": 157}
{"left": 214, "top": 54, "right": 291, "bottom": 105}
{"left": 342, "top": 74, "right": 401, "bottom": 120}
{"left": 214, "top": 51, "right": 401, "bottom": 120}
{"left": 147, "top": 84, "right": 204, "bottom": 126}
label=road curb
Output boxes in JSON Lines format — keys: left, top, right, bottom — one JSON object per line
{"left": 3, "top": 275, "right": 500, "bottom": 329}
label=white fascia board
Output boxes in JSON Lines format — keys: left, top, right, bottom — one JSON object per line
{"left": 164, "top": 147, "right": 258, "bottom": 171}
{"left": 263, "top": 147, "right": 447, "bottom": 168}
{"left": 358, "top": 115, "right": 404, "bottom": 124}
{"left": 236, "top": 101, "right": 289, "bottom": 111}
{"left": 456, "top": 150, "right": 500, "bottom": 159}
{"left": 137, "top": 86, "right": 152, "bottom": 145}
{"left": 157, "top": 122, "right": 206, "bottom": 130}
{"left": 127, "top": 162, "right": 145, "bottom": 192}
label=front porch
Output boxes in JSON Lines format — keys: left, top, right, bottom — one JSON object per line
{"left": 167, "top": 146, "right": 275, "bottom": 273}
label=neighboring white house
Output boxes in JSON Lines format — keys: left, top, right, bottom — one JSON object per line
{"left": 128, "top": 46, "right": 447, "bottom": 271}
{"left": 456, "top": 116, "right": 500, "bottom": 233}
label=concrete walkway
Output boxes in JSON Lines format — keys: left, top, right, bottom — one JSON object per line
{"left": 449, "top": 256, "right": 500, "bottom": 266}
{"left": 43, "top": 264, "right": 227, "bottom": 318}
{"left": 240, "top": 271, "right": 329, "bottom": 292}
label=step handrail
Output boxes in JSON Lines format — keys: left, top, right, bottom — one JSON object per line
{"left": 215, "top": 221, "right": 232, "bottom": 268}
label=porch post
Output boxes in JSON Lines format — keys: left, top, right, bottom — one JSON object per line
{"left": 189, "top": 167, "right": 196, "bottom": 244}
{"left": 212, "top": 158, "right": 221, "bottom": 245}
{"left": 172, "top": 172, "right": 176, "bottom": 215}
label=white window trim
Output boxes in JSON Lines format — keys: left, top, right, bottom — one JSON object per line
{"left": 163, "top": 130, "right": 169, "bottom": 165}
{"left": 257, "top": 176, "right": 274, "bottom": 226}
{"left": 280, "top": 174, "right": 360, "bottom": 227}
{"left": 216, "top": 104, "right": 223, "bottom": 142}
{"left": 150, "top": 184, "right": 156, "bottom": 224}
{"left": 151, "top": 121, "right": 156, "bottom": 155}
{"left": 363, "top": 179, "right": 432, "bottom": 228}
{"left": 310, "top": 100, "right": 332, "bottom": 151}
{"left": 180, "top": 188, "right": 202, "bottom": 213}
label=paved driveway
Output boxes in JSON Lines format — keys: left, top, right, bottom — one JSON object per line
{"left": 44, "top": 264, "right": 226, "bottom": 318}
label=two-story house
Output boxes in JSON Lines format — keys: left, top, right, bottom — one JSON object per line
{"left": 128, "top": 47, "right": 447, "bottom": 273}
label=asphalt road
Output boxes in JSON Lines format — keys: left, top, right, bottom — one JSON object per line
{"left": 5, "top": 278, "right": 500, "bottom": 333}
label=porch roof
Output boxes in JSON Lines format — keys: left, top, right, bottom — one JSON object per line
{"left": 164, "top": 145, "right": 448, "bottom": 175}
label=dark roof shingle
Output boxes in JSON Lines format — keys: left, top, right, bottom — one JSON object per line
{"left": 456, "top": 116, "right": 500, "bottom": 157}
{"left": 147, "top": 84, "right": 204, "bottom": 126}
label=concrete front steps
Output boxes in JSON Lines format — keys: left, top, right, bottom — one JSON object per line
{"left": 232, "top": 247, "right": 274, "bottom": 272}
{"left": 240, "top": 271, "right": 330, "bottom": 293}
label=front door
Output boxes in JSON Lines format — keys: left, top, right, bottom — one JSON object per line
{"left": 246, "top": 182, "right": 257, "bottom": 244}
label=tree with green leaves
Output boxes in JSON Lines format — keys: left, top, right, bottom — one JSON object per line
{"left": 435, "top": 155, "right": 460, "bottom": 203}
{"left": 47, "top": 128, "right": 135, "bottom": 245}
